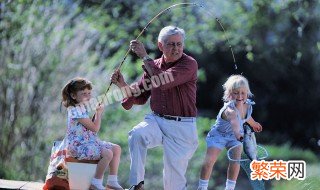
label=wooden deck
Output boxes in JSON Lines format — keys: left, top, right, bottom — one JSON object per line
{"left": 0, "top": 179, "right": 44, "bottom": 190}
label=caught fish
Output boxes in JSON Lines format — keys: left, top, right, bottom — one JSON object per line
{"left": 243, "top": 122, "right": 258, "bottom": 161}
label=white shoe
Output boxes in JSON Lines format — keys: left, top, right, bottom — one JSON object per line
{"left": 106, "top": 184, "right": 124, "bottom": 190}
{"left": 90, "top": 183, "right": 105, "bottom": 190}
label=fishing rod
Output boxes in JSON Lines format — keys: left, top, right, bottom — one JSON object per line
{"left": 99, "top": 2, "right": 237, "bottom": 105}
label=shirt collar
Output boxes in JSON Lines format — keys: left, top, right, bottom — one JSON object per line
{"left": 160, "top": 53, "right": 186, "bottom": 68}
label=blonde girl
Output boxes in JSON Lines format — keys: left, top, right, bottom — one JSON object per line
{"left": 197, "top": 75, "right": 262, "bottom": 190}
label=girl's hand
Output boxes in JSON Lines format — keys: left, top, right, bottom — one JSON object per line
{"left": 252, "top": 121, "right": 263, "bottom": 132}
{"left": 111, "top": 69, "right": 126, "bottom": 87}
{"left": 235, "top": 132, "right": 243, "bottom": 141}
{"left": 96, "top": 103, "right": 104, "bottom": 114}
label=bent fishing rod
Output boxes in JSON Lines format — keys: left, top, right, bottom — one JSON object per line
{"left": 99, "top": 2, "right": 236, "bottom": 105}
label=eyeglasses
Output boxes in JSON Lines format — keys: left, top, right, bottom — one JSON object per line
{"left": 165, "top": 42, "right": 183, "bottom": 48}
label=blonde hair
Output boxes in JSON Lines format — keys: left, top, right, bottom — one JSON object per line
{"left": 222, "top": 75, "right": 253, "bottom": 102}
{"left": 61, "top": 77, "right": 92, "bottom": 107}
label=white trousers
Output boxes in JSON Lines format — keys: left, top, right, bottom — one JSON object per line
{"left": 128, "top": 113, "right": 198, "bottom": 190}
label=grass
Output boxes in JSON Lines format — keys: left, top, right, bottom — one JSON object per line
{"left": 264, "top": 144, "right": 318, "bottom": 163}
{"left": 260, "top": 144, "right": 319, "bottom": 190}
{"left": 271, "top": 164, "right": 320, "bottom": 190}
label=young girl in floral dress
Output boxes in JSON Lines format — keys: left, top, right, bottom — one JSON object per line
{"left": 61, "top": 77, "right": 123, "bottom": 190}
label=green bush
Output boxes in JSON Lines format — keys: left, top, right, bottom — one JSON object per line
{"left": 272, "top": 164, "right": 320, "bottom": 190}
{"left": 265, "top": 144, "right": 318, "bottom": 163}
{"left": 262, "top": 144, "right": 319, "bottom": 190}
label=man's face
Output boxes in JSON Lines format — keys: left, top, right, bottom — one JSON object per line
{"left": 158, "top": 34, "right": 184, "bottom": 63}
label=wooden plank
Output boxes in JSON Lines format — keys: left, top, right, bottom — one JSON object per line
{"left": 65, "top": 157, "right": 99, "bottom": 164}
{"left": 0, "top": 179, "right": 28, "bottom": 189}
{"left": 0, "top": 179, "right": 44, "bottom": 190}
{"left": 20, "top": 181, "right": 44, "bottom": 190}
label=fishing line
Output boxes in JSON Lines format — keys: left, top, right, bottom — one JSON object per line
{"left": 99, "top": 2, "right": 237, "bottom": 105}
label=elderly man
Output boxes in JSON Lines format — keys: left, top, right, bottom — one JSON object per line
{"left": 111, "top": 26, "right": 198, "bottom": 190}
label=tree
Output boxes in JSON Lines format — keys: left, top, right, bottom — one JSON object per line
{"left": 0, "top": 0, "right": 106, "bottom": 179}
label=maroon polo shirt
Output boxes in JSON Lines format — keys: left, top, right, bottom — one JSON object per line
{"left": 122, "top": 53, "right": 197, "bottom": 117}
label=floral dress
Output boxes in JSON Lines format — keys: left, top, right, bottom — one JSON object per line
{"left": 66, "top": 106, "right": 113, "bottom": 160}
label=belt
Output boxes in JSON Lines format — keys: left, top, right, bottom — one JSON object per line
{"left": 153, "top": 112, "right": 195, "bottom": 122}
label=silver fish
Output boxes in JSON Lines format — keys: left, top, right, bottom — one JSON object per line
{"left": 243, "top": 123, "right": 258, "bottom": 161}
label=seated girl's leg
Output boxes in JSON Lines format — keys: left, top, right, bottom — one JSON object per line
{"left": 109, "top": 144, "right": 121, "bottom": 175}
{"left": 91, "top": 148, "right": 113, "bottom": 189}
{"left": 95, "top": 147, "right": 113, "bottom": 179}
{"left": 106, "top": 144, "right": 123, "bottom": 189}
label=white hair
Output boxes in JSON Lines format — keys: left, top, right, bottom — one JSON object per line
{"left": 222, "top": 75, "right": 253, "bottom": 102}
{"left": 158, "top": 26, "right": 185, "bottom": 43}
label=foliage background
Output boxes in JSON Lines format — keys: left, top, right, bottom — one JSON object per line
{"left": 0, "top": 0, "right": 319, "bottom": 189}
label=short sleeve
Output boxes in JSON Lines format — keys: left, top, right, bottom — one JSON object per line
{"left": 245, "top": 99, "right": 255, "bottom": 120}
{"left": 67, "top": 106, "right": 89, "bottom": 119}
{"left": 226, "top": 100, "right": 236, "bottom": 110}
{"left": 246, "top": 99, "right": 255, "bottom": 105}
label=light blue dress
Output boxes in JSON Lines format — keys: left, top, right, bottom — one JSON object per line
{"left": 206, "top": 99, "right": 255, "bottom": 149}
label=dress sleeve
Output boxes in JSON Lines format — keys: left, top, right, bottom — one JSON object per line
{"left": 245, "top": 99, "right": 255, "bottom": 120}
{"left": 67, "top": 106, "right": 89, "bottom": 119}
{"left": 246, "top": 99, "right": 255, "bottom": 105}
{"left": 226, "top": 100, "right": 236, "bottom": 109}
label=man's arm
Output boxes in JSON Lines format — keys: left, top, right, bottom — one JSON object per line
{"left": 121, "top": 74, "right": 151, "bottom": 110}
{"left": 110, "top": 69, "right": 151, "bottom": 110}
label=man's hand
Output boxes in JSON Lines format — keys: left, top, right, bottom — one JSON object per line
{"left": 110, "top": 69, "right": 126, "bottom": 88}
{"left": 130, "top": 40, "right": 148, "bottom": 58}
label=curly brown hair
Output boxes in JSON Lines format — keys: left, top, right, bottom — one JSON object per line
{"left": 61, "top": 77, "right": 92, "bottom": 107}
